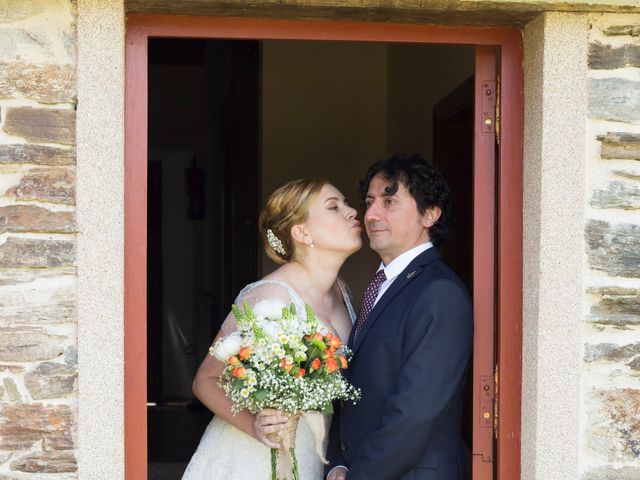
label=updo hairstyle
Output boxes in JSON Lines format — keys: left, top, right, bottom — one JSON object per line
{"left": 259, "top": 178, "right": 327, "bottom": 264}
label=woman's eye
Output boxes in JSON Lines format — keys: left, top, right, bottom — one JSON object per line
{"left": 328, "top": 205, "right": 339, "bottom": 211}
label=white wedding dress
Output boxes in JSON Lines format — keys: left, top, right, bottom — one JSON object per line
{"left": 182, "top": 279, "right": 356, "bottom": 480}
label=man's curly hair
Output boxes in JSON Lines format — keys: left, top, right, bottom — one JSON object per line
{"left": 358, "top": 153, "right": 454, "bottom": 247}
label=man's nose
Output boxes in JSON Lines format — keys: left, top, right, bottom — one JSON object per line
{"left": 364, "top": 202, "right": 381, "bottom": 221}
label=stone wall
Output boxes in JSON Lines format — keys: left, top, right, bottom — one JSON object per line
{"left": 582, "top": 13, "right": 640, "bottom": 480}
{"left": 0, "top": 1, "right": 78, "bottom": 477}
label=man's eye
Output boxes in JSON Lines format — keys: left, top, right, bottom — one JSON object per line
{"left": 384, "top": 198, "right": 395, "bottom": 206}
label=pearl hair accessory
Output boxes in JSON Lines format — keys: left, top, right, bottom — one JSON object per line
{"left": 266, "top": 228, "right": 286, "bottom": 256}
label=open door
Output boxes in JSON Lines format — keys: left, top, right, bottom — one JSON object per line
{"left": 472, "top": 46, "right": 498, "bottom": 479}
{"left": 434, "top": 46, "right": 497, "bottom": 479}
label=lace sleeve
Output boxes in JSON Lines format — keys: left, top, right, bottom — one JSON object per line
{"left": 218, "top": 280, "right": 305, "bottom": 336}
{"left": 337, "top": 277, "right": 357, "bottom": 325}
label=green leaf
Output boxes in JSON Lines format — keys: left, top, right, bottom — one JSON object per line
{"left": 232, "top": 378, "right": 244, "bottom": 388}
{"left": 311, "top": 339, "right": 326, "bottom": 350}
{"left": 254, "top": 390, "right": 268, "bottom": 402}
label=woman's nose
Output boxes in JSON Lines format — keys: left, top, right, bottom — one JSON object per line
{"left": 346, "top": 206, "right": 357, "bottom": 219}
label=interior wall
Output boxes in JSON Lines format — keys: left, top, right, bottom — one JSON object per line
{"left": 261, "top": 41, "right": 474, "bottom": 302}
{"left": 387, "top": 44, "right": 476, "bottom": 160}
{"left": 261, "top": 41, "right": 389, "bottom": 298}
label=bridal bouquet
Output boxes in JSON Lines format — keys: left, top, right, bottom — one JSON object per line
{"left": 210, "top": 299, "right": 361, "bottom": 480}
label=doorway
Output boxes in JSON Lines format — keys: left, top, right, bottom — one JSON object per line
{"left": 126, "top": 16, "right": 523, "bottom": 480}
{"left": 146, "top": 38, "right": 475, "bottom": 479}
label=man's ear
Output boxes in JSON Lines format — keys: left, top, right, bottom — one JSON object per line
{"left": 422, "top": 206, "right": 442, "bottom": 228}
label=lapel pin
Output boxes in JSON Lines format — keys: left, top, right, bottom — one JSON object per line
{"left": 406, "top": 271, "right": 416, "bottom": 279}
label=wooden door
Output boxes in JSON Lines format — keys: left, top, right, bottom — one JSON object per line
{"left": 472, "top": 46, "right": 498, "bottom": 479}
{"left": 434, "top": 48, "right": 498, "bottom": 480}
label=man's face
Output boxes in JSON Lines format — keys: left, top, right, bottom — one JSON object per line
{"left": 364, "top": 173, "right": 435, "bottom": 265}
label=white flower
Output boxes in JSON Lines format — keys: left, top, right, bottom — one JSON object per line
{"left": 241, "top": 388, "right": 250, "bottom": 398}
{"left": 212, "top": 332, "right": 243, "bottom": 361}
{"left": 260, "top": 319, "right": 281, "bottom": 339}
{"left": 253, "top": 299, "right": 287, "bottom": 320}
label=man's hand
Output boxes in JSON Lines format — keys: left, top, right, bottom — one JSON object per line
{"left": 327, "top": 466, "right": 347, "bottom": 480}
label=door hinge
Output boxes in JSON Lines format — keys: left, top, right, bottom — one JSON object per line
{"left": 495, "top": 73, "right": 501, "bottom": 146}
{"left": 494, "top": 363, "right": 499, "bottom": 439}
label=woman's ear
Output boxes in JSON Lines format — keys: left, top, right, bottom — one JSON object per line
{"left": 290, "top": 224, "right": 313, "bottom": 246}
{"left": 422, "top": 206, "right": 442, "bottom": 228}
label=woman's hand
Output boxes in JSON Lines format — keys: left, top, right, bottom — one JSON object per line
{"left": 253, "top": 409, "right": 290, "bottom": 448}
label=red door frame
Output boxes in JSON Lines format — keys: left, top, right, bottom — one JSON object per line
{"left": 125, "top": 15, "right": 523, "bottom": 480}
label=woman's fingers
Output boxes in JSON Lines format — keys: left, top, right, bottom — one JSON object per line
{"left": 253, "top": 410, "right": 291, "bottom": 448}
{"left": 258, "top": 414, "right": 289, "bottom": 426}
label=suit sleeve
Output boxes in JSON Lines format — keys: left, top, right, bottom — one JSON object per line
{"left": 325, "top": 400, "right": 347, "bottom": 476}
{"left": 347, "top": 279, "right": 473, "bottom": 480}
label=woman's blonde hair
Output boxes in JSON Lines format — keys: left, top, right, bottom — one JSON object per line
{"left": 259, "top": 178, "right": 327, "bottom": 264}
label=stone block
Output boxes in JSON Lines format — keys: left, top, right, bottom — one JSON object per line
{"left": 6, "top": 167, "right": 75, "bottom": 205}
{"left": 0, "top": 1, "right": 48, "bottom": 23}
{"left": 0, "top": 237, "right": 75, "bottom": 268}
{"left": 0, "top": 61, "right": 75, "bottom": 104}
{"left": 597, "top": 132, "right": 640, "bottom": 161}
{"left": 24, "top": 362, "right": 76, "bottom": 400}
{"left": 584, "top": 342, "right": 640, "bottom": 362}
{"left": 3, "top": 107, "right": 75, "bottom": 145}
{"left": 586, "top": 220, "right": 640, "bottom": 278}
{"left": 0, "top": 404, "right": 75, "bottom": 451}
{"left": 0, "top": 326, "right": 65, "bottom": 362}
{"left": 590, "top": 181, "right": 640, "bottom": 210}
{"left": 602, "top": 25, "right": 640, "bottom": 37}
{"left": 629, "top": 356, "right": 640, "bottom": 371}
{"left": 588, "top": 286, "right": 640, "bottom": 327}
{"left": 0, "top": 272, "right": 76, "bottom": 326}
{"left": 614, "top": 170, "right": 640, "bottom": 181}
{"left": 589, "top": 78, "right": 640, "bottom": 124}
{"left": 589, "top": 41, "right": 640, "bottom": 70}
{"left": 0, "top": 145, "right": 75, "bottom": 166}
{"left": 0, "top": 365, "right": 23, "bottom": 373}
{"left": 0, "top": 205, "right": 75, "bottom": 234}
{"left": 587, "top": 388, "right": 640, "bottom": 462}
{"left": 10, "top": 451, "right": 76, "bottom": 473}
{"left": 2, "top": 377, "right": 21, "bottom": 402}
{"left": 582, "top": 466, "right": 640, "bottom": 480}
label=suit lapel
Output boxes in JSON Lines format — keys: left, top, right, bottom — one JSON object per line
{"left": 351, "top": 247, "right": 441, "bottom": 354}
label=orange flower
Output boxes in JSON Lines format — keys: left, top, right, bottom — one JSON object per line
{"left": 312, "top": 332, "right": 325, "bottom": 342}
{"left": 238, "top": 346, "right": 251, "bottom": 361}
{"left": 310, "top": 358, "right": 322, "bottom": 371}
{"left": 325, "top": 358, "right": 339, "bottom": 373}
{"left": 326, "top": 334, "right": 342, "bottom": 349}
{"left": 338, "top": 355, "right": 348, "bottom": 369}
{"left": 228, "top": 356, "right": 240, "bottom": 366}
{"left": 232, "top": 366, "right": 247, "bottom": 378}
{"left": 280, "top": 358, "right": 293, "bottom": 372}
{"left": 295, "top": 368, "right": 306, "bottom": 378}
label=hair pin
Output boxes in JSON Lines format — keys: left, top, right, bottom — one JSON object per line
{"left": 266, "top": 228, "right": 286, "bottom": 256}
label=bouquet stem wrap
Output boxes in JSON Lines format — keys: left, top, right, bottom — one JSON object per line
{"left": 268, "top": 412, "right": 328, "bottom": 480}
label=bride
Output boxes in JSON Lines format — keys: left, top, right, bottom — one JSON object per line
{"left": 182, "top": 179, "right": 362, "bottom": 480}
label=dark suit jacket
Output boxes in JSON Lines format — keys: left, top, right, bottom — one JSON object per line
{"left": 327, "top": 247, "right": 473, "bottom": 480}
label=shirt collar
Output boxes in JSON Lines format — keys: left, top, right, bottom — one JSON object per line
{"left": 377, "top": 242, "right": 433, "bottom": 280}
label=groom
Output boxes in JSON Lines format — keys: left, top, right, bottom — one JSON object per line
{"left": 326, "top": 154, "right": 473, "bottom": 480}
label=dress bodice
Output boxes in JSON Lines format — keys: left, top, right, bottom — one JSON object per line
{"left": 235, "top": 278, "right": 357, "bottom": 340}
